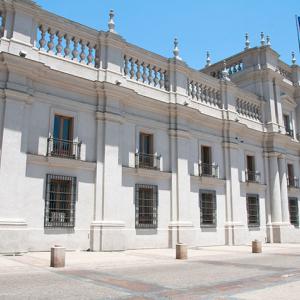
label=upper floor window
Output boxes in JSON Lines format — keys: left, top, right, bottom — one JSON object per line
{"left": 44, "top": 174, "right": 76, "bottom": 228}
{"left": 199, "top": 190, "right": 217, "bottom": 226}
{"left": 287, "top": 164, "right": 298, "bottom": 188}
{"left": 200, "top": 146, "right": 218, "bottom": 177}
{"left": 246, "top": 194, "right": 260, "bottom": 227}
{"left": 289, "top": 197, "right": 299, "bottom": 227}
{"left": 135, "top": 184, "right": 158, "bottom": 228}
{"left": 283, "top": 114, "right": 293, "bottom": 137}
{"left": 136, "top": 133, "right": 160, "bottom": 170}
{"left": 246, "top": 155, "right": 260, "bottom": 183}
{"left": 47, "top": 115, "right": 81, "bottom": 159}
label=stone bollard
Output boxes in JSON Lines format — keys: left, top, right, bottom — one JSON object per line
{"left": 50, "top": 245, "right": 65, "bottom": 268}
{"left": 176, "top": 243, "right": 187, "bottom": 259}
{"left": 252, "top": 240, "right": 262, "bottom": 253}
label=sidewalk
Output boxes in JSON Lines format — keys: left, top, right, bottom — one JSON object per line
{"left": 1, "top": 244, "right": 300, "bottom": 299}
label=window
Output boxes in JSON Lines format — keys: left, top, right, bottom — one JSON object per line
{"left": 246, "top": 155, "right": 256, "bottom": 182}
{"left": 52, "top": 115, "right": 74, "bottom": 157}
{"left": 135, "top": 184, "right": 158, "bottom": 228}
{"left": 246, "top": 194, "right": 260, "bottom": 227}
{"left": 199, "top": 190, "right": 216, "bottom": 226}
{"left": 287, "top": 164, "right": 296, "bottom": 187}
{"left": 200, "top": 146, "right": 216, "bottom": 176}
{"left": 289, "top": 198, "right": 299, "bottom": 227}
{"left": 137, "top": 133, "right": 157, "bottom": 169}
{"left": 44, "top": 174, "right": 76, "bottom": 228}
{"left": 283, "top": 114, "right": 293, "bottom": 137}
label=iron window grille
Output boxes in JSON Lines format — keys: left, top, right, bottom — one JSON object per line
{"left": 135, "top": 184, "right": 158, "bottom": 228}
{"left": 47, "top": 137, "right": 81, "bottom": 160}
{"left": 44, "top": 174, "right": 77, "bottom": 228}
{"left": 199, "top": 190, "right": 217, "bottom": 226}
{"left": 135, "top": 152, "right": 161, "bottom": 170}
{"left": 245, "top": 170, "right": 261, "bottom": 183}
{"left": 289, "top": 198, "right": 299, "bottom": 227}
{"left": 246, "top": 194, "right": 260, "bottom": 227}
{"left": 287, "top": 177, "right": 299, "bottom": 188}
{"left": 199, "top": 163, "right": 219, "bottom": 178}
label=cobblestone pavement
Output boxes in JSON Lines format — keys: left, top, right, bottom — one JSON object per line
{"left": 1, "top": 244, "right": 300, "bottom": 299}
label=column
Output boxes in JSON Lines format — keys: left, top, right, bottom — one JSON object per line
{"left": 278, "top": 155, "right": 290, "bottom": 224}
{"left": 268, "top": 154, "right": 282, "bottom": 223}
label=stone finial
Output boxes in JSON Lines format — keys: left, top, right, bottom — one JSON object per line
{"left": 173, "top": 38, "right": 182, "bottom": 60}
{"left": 221, "top": 60, "right": 230, "bottom": 81}
{"left": 205, "top": 51, "right": 211, "bottom": 67}
{"left": 266, "top": 35, "right": 271, "bottom": 46}
{"left": 292, "top": 51, "right": 296, "bottom": 65}
{"left": 108, "top": 9, "right": 115, "bottom": 33}
{"left": 245, "top": 33, "right": 250, "bottom": 50}
{"left": 260, "top": 32, "right": 265, "bottom": 46}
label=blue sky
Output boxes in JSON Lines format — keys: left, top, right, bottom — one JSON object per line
{"left": 35, "top": 0, "right": 299, "bottom": 69}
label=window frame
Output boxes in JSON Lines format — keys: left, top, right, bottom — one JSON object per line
{"left": 135, "top": 184, "right": 158, "bottom": 229}
{"left": 199, "top": 189, "right": 217, "bottom": 227}
{"left": 289, "top": 197, "right": 299, "bottom": 227}
{"left": 44, "top": 174, "right": 77, "bottom": 228}
{"left": 246, "top": 194, "right": 260, "bottom": 227}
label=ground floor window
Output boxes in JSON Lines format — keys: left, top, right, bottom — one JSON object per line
{"left": 135, "top": 184, "right": 158, "bottom": 228}
{"left": 246, "top": 194, "right": 260, "bottom": 227}
{"left": 199, "top": 190, "right": 216, "bottom": 226}
{"left": 289, "top": 198, "right": 299, "bottom": 227}
{"left": 44, "top": 174, "right": 77, "bottom": 228}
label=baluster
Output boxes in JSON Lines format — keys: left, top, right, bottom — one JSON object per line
{"left": 95, "top": 45, "right": 100, "bottom": 68}
{"left": 217, "top": 91, "right": 222, "bottom": 107}
{"left": 236, "top": 99, "right": 240, "bottom": 113}
{"left": 199, "top": 84, "right": 203, "bottom": 101}
{"left": 47, "top": 29, "right": 55, "bottom": 53}
{"left": 64, "top": 34, "right": 71, "bottom": 58}
{"left": 79, "top": 40, "right": 86, "bottom": 63}
{"left": 72, "top": 38, "right": 79, "bottom": 61}
{"left": 39, "top": 25, "right": 46, "bottom": 50}
{"left": 56, "top": 31, "right": 63, "bottom": 56}
{"left": 238, "top": 62, "right": 242, "bottom": 71}
{"left": 164, "top": 71, "right": 169, "bottom": 90}
{"left": 142, "top": 63, "right": 147, "bottom": 83}
{"left": 87, "top": 43, "right": 94, "bottom": 66}
{"left": 148, "top": 64, "right": 153, "bottom": 85}
{"left": 124, "top": 55, "right": 129, "bottom": 75}
{"left": 191, "top": 82, "right": 196, "bottom": 98}
{"left": 129, "top": 58, "right": 135, "bottom": 79}
{"left": 208, "top": 88, "right": 212, "bottom": 104}
{"left": 196, "top": 83, "right": 200, "bottom": 100}
{"left": 159, "top": 69, "right": 164, "bottom": 89}
{"left": 136, "top": 60, "right": 141, "bottom": 81}
{"left": 153, "top": 67, "right": 159, "bottom": 87}
{"left": 212, "top": 90, "right": 217, "bottom": 105}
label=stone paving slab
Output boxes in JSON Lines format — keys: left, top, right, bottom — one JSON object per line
{"left": 0, "top": 244, "right": 300, "bottom": 299}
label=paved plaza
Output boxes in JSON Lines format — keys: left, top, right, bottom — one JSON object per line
{"left": 0, "top": 244, "right": 300, "bottom": 299}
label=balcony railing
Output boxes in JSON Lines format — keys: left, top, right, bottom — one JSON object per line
{"left": 287, "top": 177, "right": 299, "bottom": 188}
{"left": 285, "top": 128, "right": 294, "bottom": 137}
{"left": 135, "top": 152, "right": 161, "bottom": 170}
{"left": 47, "top": 137, "right": 81, "bottom": 160}
{"left": 199, "top": 163, "right": 219, "bottom": 178}
{"left": 245, "top": 170, "right": 261, "bottom": 183}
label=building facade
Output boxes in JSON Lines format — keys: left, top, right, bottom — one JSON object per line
{"left": 0, "top": 0, "right": 300, "bottom": 253}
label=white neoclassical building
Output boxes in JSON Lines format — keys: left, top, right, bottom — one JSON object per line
{"left": 0, "top": 0, "right": 300, "bottom": 253}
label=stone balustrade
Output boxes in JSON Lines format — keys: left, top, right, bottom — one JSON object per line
{"left": 277, "top": 62, "right": 293, "bottom": 82}
{"left": 188, "top": 79, "right": 222, "bottom": 108}
{"left": 236, "top": 97, "right": 262, "bottom": 121}
{"left": 36, "top": 22, "right": 99, "bottom": 68}
{"left": 123, "top": 54, "right": 169, "bottom": 91}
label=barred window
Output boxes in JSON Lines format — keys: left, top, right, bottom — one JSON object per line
{"left": 289, "top": 197, "right": 299, "bottom": 227}
{"left": 135, "top": 184, "right": 158, "bottom": 228}
{"left": 199, "top": 190, "right": 216, "bottom": 226}
{"left": 246, "top": 194, "right": 260, "bottom": 227}
{"left": 44, "top": 174, "right": 76, "bottom": 228}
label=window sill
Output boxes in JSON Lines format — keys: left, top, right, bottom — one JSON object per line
{"left": 27, "top": 153, "right": 96, "bottom": 171}
{"left": 123, "top": 166, "right": 171, "bottom": 179}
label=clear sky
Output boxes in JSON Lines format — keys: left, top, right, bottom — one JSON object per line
{"left": 35, "top": 0, "right": 299, "bottom": 70}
